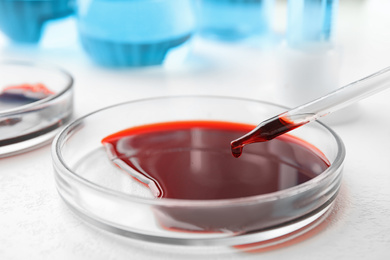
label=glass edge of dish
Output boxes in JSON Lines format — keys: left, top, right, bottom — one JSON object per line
{"left": 0, "top": 60, "right": 74, "bottom": 116}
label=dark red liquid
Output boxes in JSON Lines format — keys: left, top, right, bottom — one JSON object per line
{"left": 102, "top": 121, "right": 329, "bottom": 200}
{"left": 0, "top": 83, "right": 54, "bottom": 110}
{"left": 231, "top": 115, "right": 305, "bottom": 158}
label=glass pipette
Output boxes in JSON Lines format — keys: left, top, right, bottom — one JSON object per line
{"left": 231, "top": 66, "right": 390, "bottom": 157}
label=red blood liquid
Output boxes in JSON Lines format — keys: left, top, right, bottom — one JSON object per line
{"left": 0, "top": 83, "right": 58, "bottom": 145}
{"left": 0, "top": 83, "right": 54, "bottom": 113}
{"left": 231, "top": 115, "right": 305, "bottom": 158}
{"left": 102, "top": 121, "right": 329, "bottom": 200}
{"left": 0, "top": 83, "right": 54, "bottom": 102}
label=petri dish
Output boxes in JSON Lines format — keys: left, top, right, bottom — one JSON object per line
{"left": 0, "top": 61, "right": 73, "bottom": 157}
{"left": 52, "top": 96, "right": 344, "bottom": 250}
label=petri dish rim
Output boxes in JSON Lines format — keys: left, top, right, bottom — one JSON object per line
{"left": 0, "top": 60, "right": 74, "bottom": 157}
{"left": 52, "top": 95, "right": 346, "bottom": 208}
{"left": 0, "top": 60, "right": 74, "bottom": 116}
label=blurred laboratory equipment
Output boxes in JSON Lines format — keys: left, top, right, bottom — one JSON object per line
{"left": 279, "top": 0, "right": 341, "bottom": 112}
{"left": 76, "top": 0, "right": 196, "bottom": 67}
{"left": 0, "top": 0, "right": 74, "bottom": 43}
{"left": 196, "top": 0, "right": 274, "bottom": 41}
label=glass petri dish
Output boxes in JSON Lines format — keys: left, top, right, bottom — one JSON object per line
{"left": 0, "top": 61, "right": 73, "bottom": 157}
{"left": 52, "top": 96, "right": 344, "bottom": 249}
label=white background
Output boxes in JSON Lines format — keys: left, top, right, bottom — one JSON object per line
{"left": 1, "top": 0, "right": 390, "bottom": 259}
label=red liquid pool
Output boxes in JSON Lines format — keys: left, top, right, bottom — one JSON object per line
{"left": 0, "top": 83, "right": 54, "bottom": 108}
{"left": 102, "top": 121, "right": 330, "bottom": 200}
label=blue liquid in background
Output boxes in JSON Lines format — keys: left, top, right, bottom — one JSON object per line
{"left": 0, "top": 0, "right": 74, "bottom": 43}
{"left": 77, "top": 0, "right": 196, "bottom": 67}
{"left": 287, "top": 0, "right": 338, "bottom": 47}
{"left": 196, "top": 0, "right": 274, "bottom": 41}
{"left": 80, "top": 34, "right": 192, "bottom": 67}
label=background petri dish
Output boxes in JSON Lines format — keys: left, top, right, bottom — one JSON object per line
{"left": 52, "top": 96, "right": 344, "bottom": 249}
{"left": 0, "top": 61, "right": 73, "bottom": 157}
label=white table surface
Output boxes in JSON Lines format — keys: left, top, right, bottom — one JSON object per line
{"left": 1, "top": 1, "right": 390, "bottom": 259}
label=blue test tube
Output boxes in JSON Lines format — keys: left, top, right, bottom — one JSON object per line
{"left": 287, "top": 0, "right": 338, "bottom": 47}
{"left": 196, "top": 0, "right": 274, "bottom": 41}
